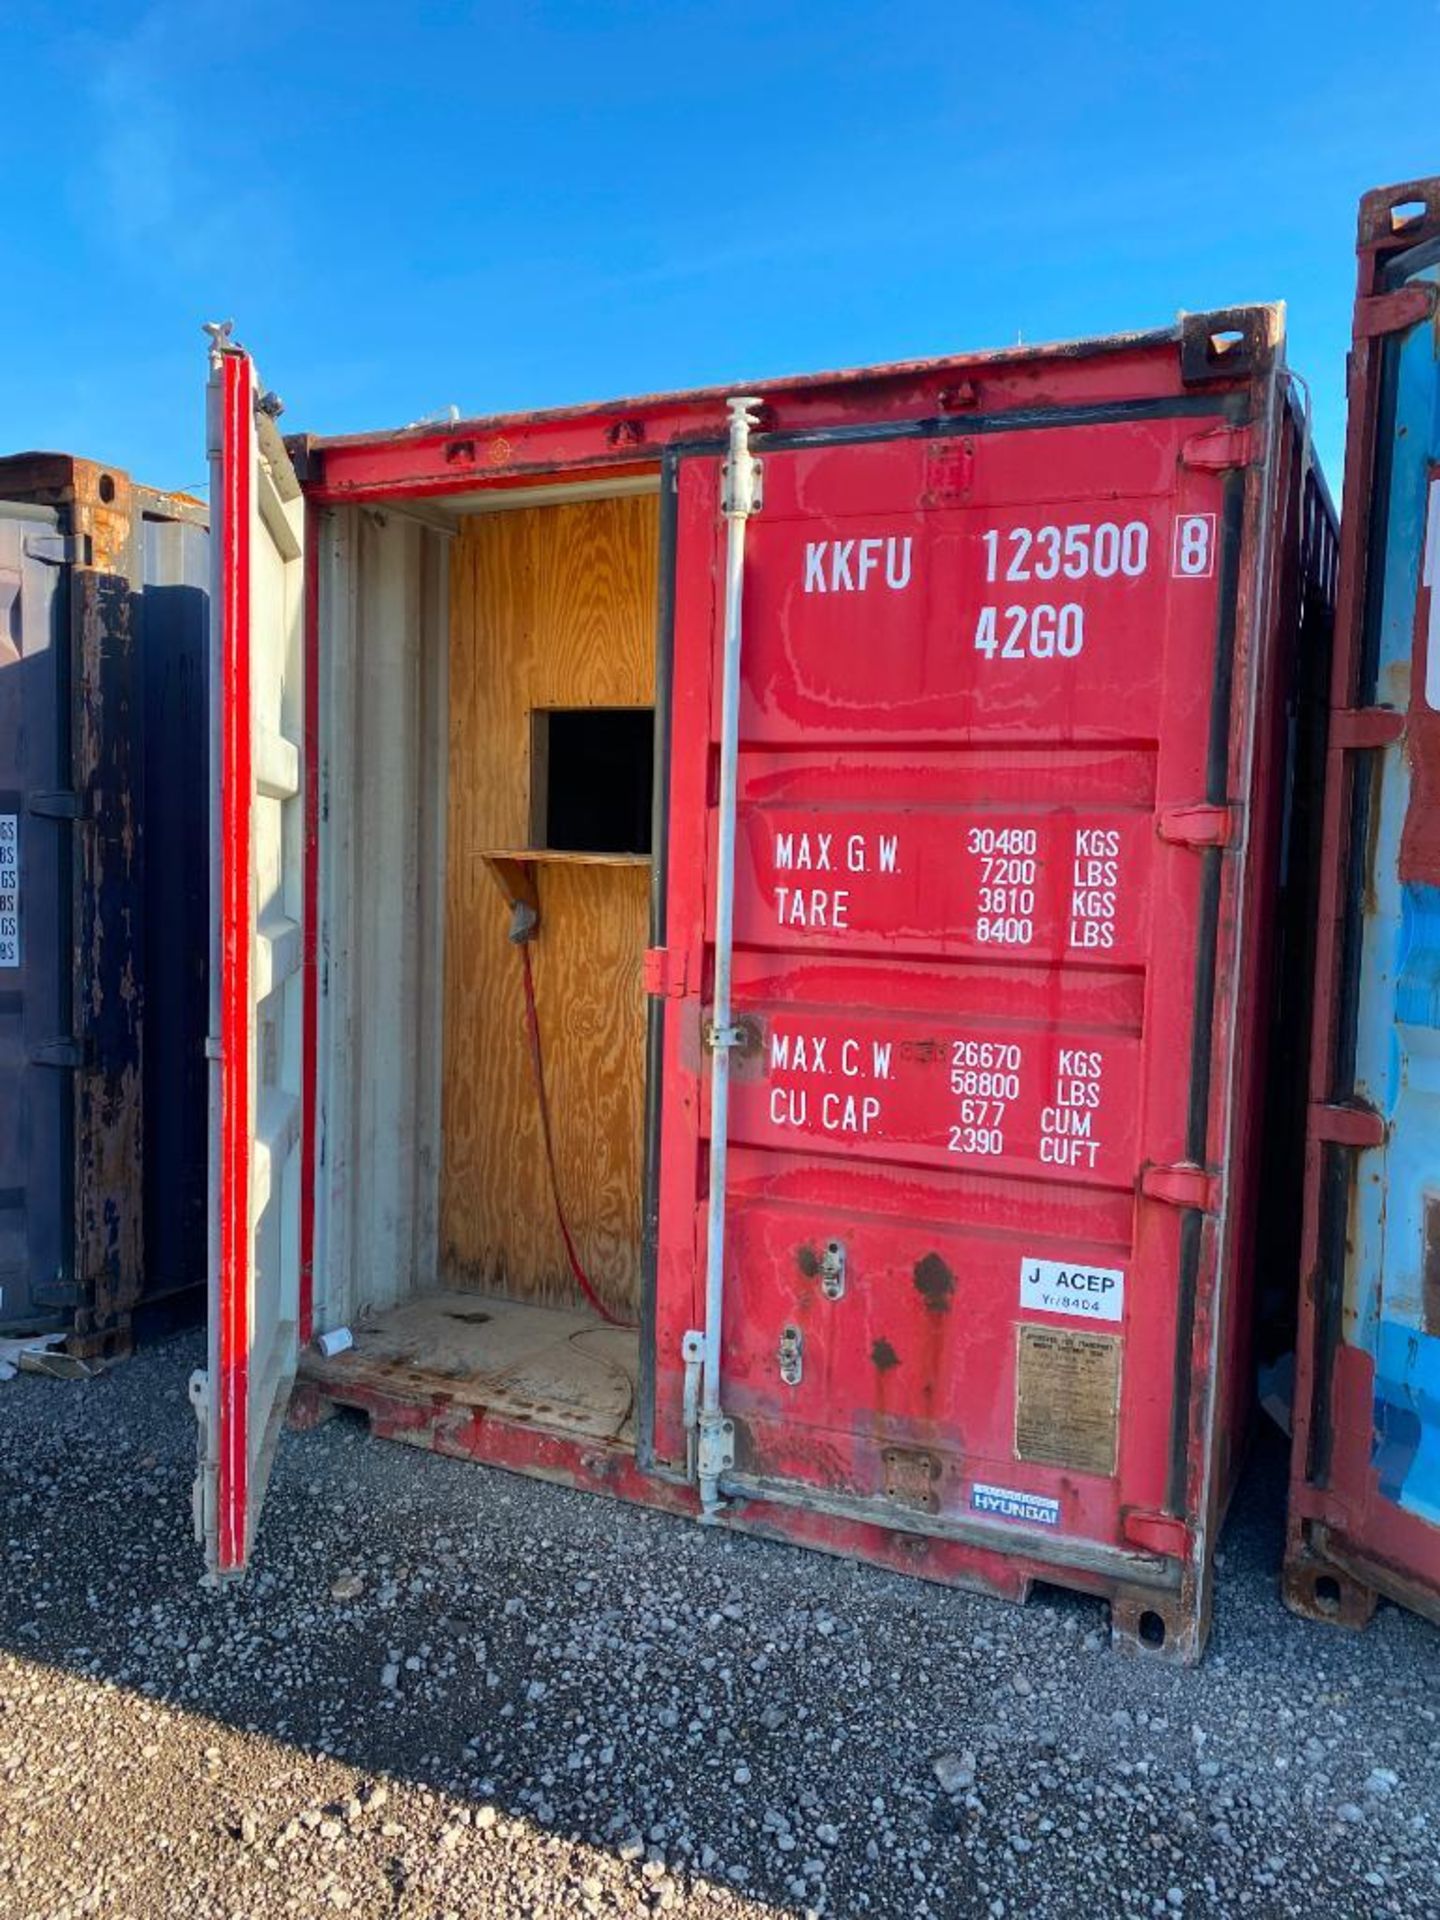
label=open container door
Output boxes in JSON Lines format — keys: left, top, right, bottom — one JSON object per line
{"left": 192, "top": 332, "right": 308, "bottom": 1579}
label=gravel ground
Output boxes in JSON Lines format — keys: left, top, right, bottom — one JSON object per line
{"left": 2, "top": 1331, "right": 1439, "bottom": 1920}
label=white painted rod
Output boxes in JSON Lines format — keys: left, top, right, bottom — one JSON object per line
{"left": 697, "top": 396, "right": 763, "bottom": 1514}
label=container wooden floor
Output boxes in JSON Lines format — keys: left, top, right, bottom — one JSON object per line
{"left": 304, "top": 1291, "right": 639, "bottom": 1445}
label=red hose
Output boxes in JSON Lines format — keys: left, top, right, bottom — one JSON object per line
{"left": 519, "top": 940, "right": 632, "bottom": 1328}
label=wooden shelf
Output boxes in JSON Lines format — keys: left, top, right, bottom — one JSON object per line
{"left": 478, "top": 849, "right": 652, "bottom": 867}
{"left": 477, "top": 847, "right": 651, "bottom": 915}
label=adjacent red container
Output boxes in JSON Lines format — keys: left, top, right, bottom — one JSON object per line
{"left": 194, "top": 308, "right": 1333, "bottom": 1660}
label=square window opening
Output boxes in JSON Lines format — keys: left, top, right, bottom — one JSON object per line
{"left": 532, "top": 707, "right": 654, "bottom": 855}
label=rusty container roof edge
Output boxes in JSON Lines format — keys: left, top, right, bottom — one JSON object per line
{"left": 288, "top": 304, "right": 1286, "bottom": 504}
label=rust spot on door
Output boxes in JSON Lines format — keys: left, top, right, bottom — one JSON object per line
{"left": 913, "top": 1253, "right": 955, "bottom": 1315}
{"left": 871, "top": 1338, "right": 900, "bottom": 1372}
{"left": 897, "top": 1037, "right": 943, "bottom": 1064}
{"left": 882, "top": 1446, "right": 941, "bottom": 1512}
{"left": 796, "top": 1244, "right": 821, "bottom": 1279}
{"left": 1424, "top": 1197, "right": 1440, "bottom": 1337}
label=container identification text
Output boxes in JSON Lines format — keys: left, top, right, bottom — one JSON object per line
{"left": 0, "top": 816, "right": 17, "bottom": 968}
{"left": 972, "top": 513, "right": 1209, "bottom": 665}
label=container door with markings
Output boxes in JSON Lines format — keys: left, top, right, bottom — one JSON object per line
{"left": 654, "top": 402, "right": 1260, "bottom": 1638}
{"left": 1287, "top": 180, "right": 1440, "bottom": 1627}
{"left": 192, "top": 340, "right": 308, "bottom": 1578}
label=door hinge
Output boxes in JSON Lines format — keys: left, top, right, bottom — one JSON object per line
{"left": 1156, "top": 802, "right": 1237, "bottom": 849}
{"left": 27, "top": 790, "right": 86, "bottom": 821}
{"left": 643, "top": 946, "right": 689, "bottom": 998}
{"left": 1141, "top": 1161, "right": 1218, "bottom": 1212}
{"left": 1180, "top": 424, "right": 1256, "bottom": 472}
{"left": 33, "top": 1268, "right": 81, "bottom": 1307}
{"left": 1121, "top": 1508, "right": 1189, "bottom": 1557}
{"left": 31, "top": 1036, "right": 93, "bottom": 1070}
{"left": 1309, "top": 1101, "right": 1386, "bottom": 1150}
{"left": 1329, "top": 706, "right": 1406, "bottom": 751}
{"left": 1354, "top": 284, "right": 1439, "bottom": 340}
{"left": 23, "top": 532, "right": 90, "bottom": 568}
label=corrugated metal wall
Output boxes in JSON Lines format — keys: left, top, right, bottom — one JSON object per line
{"left": 314, "top": 505, "right": 450, "bottom": 1333}
{"left": 138, "top": 505, "right": 211, "bottom": 1334}
{"left": 0, "top": 504, "right": 69, "bottom": 1330}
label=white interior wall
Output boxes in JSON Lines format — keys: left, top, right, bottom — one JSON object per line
{"left": 314, "top": 506, "right": 450, "bottom": 1330}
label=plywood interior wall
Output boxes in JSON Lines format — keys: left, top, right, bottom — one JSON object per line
{"left": 442, "top": 492, "right": 659, "bottom": 1316}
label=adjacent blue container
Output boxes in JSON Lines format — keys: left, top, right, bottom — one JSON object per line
{"left": 1287, "top": 177, "right": 1440, "bottom": 1628}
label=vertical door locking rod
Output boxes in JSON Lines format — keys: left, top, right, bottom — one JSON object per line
{"left": 690, "top": 396, "right": 763, "bottom": 1518}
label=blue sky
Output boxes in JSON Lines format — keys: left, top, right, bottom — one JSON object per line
{"left": 3, "top": 1, "right": 1437, "bottom": 495}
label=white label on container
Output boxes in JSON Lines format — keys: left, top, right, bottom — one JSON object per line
{"left": 1425, "top": 477, "right": 1440, "bottom": 712}
{"left": 1019, "top": 1255, "right": 1125, "bottom": 1323}
{"left": 0, "top": 815, "right": 17, "bottom": 968}
{"left": 971, "top": 1482, "right": 1060, "bottom": 1527}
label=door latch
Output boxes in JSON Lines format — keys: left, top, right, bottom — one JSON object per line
{"left": 778, "top": 1323, "right": 804, "bottom": 1387}
{"left": 820, "top": 1239, "right": 846, "bottom": 1301}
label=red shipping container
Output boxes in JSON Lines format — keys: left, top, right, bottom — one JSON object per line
{"left": 194, "top": 307, "right": 1333, "bottom": 1661}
